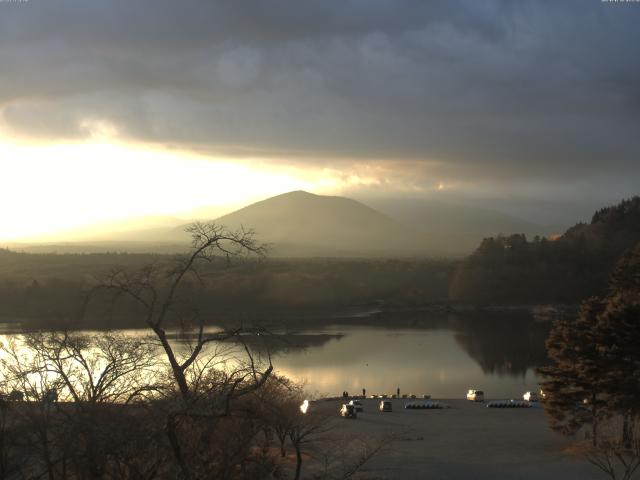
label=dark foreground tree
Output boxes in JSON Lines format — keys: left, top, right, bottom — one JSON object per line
{"left": 91, "top": 222, "right": 275, "bottom": 479}
{"left": 95, "top": 222, "right": 270, "bottom": 402}
{"left": 539, "top": 242, "right": 640, "bottom": 478}
{"left": 538, "top": 297, "right": 608, "bottom": 445}
{"left": 598, "top": 244, "right": 640, "bottom": 447}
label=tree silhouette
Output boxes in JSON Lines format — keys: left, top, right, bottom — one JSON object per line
{"left": 91, "top": 222, "right": 273, "bottom": 479}
{"left": 538, "top": 297, "right": 608, "bottom": 445}
{"left": 540, "top": 241, "right": 640, "bottom": 478}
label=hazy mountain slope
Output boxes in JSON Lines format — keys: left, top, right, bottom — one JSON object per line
{"left": 180, "top": 191, "right": 432, "bottom": 257}
{"left": 15, "top": 191, "right": 562, "bottom": 257}
{"left": 5, "top": 241, "right": 190, "bottom": 255}
{"left": 362, "top": 197, "right": 560, "bottom": 253}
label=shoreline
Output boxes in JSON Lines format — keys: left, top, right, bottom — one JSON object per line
{"left": 0, "top": 302, "right": 576, "bottom": 334}
{"left": 309, "top": 398, "right": 594, "bottom": 480}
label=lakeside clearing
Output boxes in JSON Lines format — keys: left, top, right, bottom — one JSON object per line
{"left": 310, "top": 398, "right": 595, "bottom": 480}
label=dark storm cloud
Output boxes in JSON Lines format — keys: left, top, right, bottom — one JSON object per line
{"left": 1, "top": 0, "right": 639, "bottom": 183}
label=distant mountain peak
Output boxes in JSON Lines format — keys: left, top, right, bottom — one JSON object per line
{"left": 197, "top": 190, "right": 429, "bottom": 257}
{"left": 282, "top": 190, "right": 314, "bottom": 196}
{"left": 264, "top": 190, "right": 339, "bottom": 201}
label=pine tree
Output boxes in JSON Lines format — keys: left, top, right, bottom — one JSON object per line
{"left": 539, "top": 297, "right": 608, "bottom": 445}
{"left": 597, "top": 243, "right": 640, "bottom": 446}
{"left": 608, "top": 243, "right": 640, "bottom": 295}
{"left": 539, "top": 241, "right": 640, "bottom": 447}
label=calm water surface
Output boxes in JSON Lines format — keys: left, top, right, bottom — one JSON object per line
{"left": 0, "top": 312, "right": 551, "bottom": 399}
{"left": 272, "top": 323, "right": 545, "bottom": 399}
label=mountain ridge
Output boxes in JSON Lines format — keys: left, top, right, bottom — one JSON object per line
{"left": 6, "top": 190, "right": 578, "bottom": 257}
{"left": 179, "top": 190, "right": 432, "bottom": 257}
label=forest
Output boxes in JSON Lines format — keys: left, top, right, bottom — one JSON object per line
{"left": 449, "top": 197, "right": 640, "bottom": 305}
{"left": 0, "top": 249, "right": 453, "bottom": 330}
{"left": 1, "top": 197, "right": 639, "bottom": 330}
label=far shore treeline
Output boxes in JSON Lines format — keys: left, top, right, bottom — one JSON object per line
{"left": 1, "top": 196, "right": 639, "bottom": 330}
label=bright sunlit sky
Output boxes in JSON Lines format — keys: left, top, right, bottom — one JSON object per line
{"left": 0, "top": 136, "right": 310, "bottom": 240}
{"left": 1, "top": 1, "right": 639, "bottom": 242}
{"left": 0, "top": 131, "right": 405, "bottom": 241}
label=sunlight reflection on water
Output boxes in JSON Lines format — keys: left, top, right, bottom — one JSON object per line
{"left": 0, "top": 317, "right": 547, "bottom": 400}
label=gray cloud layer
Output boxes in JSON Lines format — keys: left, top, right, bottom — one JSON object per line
{"left": 1, "top": 0, "right": 639, "bottom": 192}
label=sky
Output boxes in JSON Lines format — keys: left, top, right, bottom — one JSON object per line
{"left": 1, "top": 0, "right": 639, "bottom": 241}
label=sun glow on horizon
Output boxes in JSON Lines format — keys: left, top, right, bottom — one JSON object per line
{"left": 0, "top": 138, "right": 314, "bottom": 242}
{"left": 0, "top": 134, "right": 448, "bottom": 243}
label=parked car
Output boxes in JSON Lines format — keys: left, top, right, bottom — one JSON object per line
{"left": 379, "top": 400, "right": 392, "bottom": 412}
{"left": 467, "top": 389, "right": 484, "bottom": 402}
{"left": 340, "top": 404, "right": 357, "bottom": 418}
{"left": 523, "top": 391, "right": 539, "bottom": 402}
{"left": 349, "top": 399, "right": 363, "bottom": 412}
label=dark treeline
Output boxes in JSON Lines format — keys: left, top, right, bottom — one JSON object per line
{"left": 450, "top": 197, "right": 640, "bottom": 304}
{"left": 0, "top": 250, "right": 453, "bottom": 329}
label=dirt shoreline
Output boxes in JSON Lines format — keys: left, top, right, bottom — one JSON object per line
{"left": 312, "top": 398, "right": 595, "bottom": 480}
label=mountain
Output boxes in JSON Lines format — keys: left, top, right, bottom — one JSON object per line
{"left": 175, "top": 191, "right": 432, "bottom": 257}
{"left": 361, "top": 197, "right": 561, "bottom": 253}
{"left": 11, "top": 191, "right": 568, "bottom": 257}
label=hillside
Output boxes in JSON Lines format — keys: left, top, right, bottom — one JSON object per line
{"left": 363, "top": 197, "right": 559, "bottom": 253}
{"left": 450, "top": 196, "right": 640, "bottom": 304}
{"left": 11, "top": 191, "right": 558, "bottom": 257}
{"left": 176, "top": 191, "right": 433, "bottom": 257}
{"left": 7, "top": 191, "right": 574, "bottom": 258}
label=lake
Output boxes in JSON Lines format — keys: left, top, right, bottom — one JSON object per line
{"left": 0, "top": 310, "right": 552, "bottom": 400}
{"left": 268, "top": 311, "right": 550, "bottom": 399}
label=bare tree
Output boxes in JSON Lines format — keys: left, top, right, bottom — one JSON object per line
{"left": 89, "top": 222, "right": 274, "bottom": 479}
{"left": 287, "top": 412, "right": 392, "bottom": 480}
{"left": 256, "top": 375, "right": 304, "bottom": 458}
{"left": 22, "top": 331, "right": 162, "bottom": 405}
{"left": 94, "top": 222, "right": 270, "bottom": 402}
{"left": 1, "top": 332, "right": 167, "bottom": 479}
{"left": 313, "top": 434, "right": 391, "bottom": 480}
{"left": 289, "top": 409, "right": 335, "bottom": 480}
{"left": 585, "top": 416, "right": 640, "bottom": 480}
{"left": 1, "top": 337, "right": 67, "bottom": 479}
